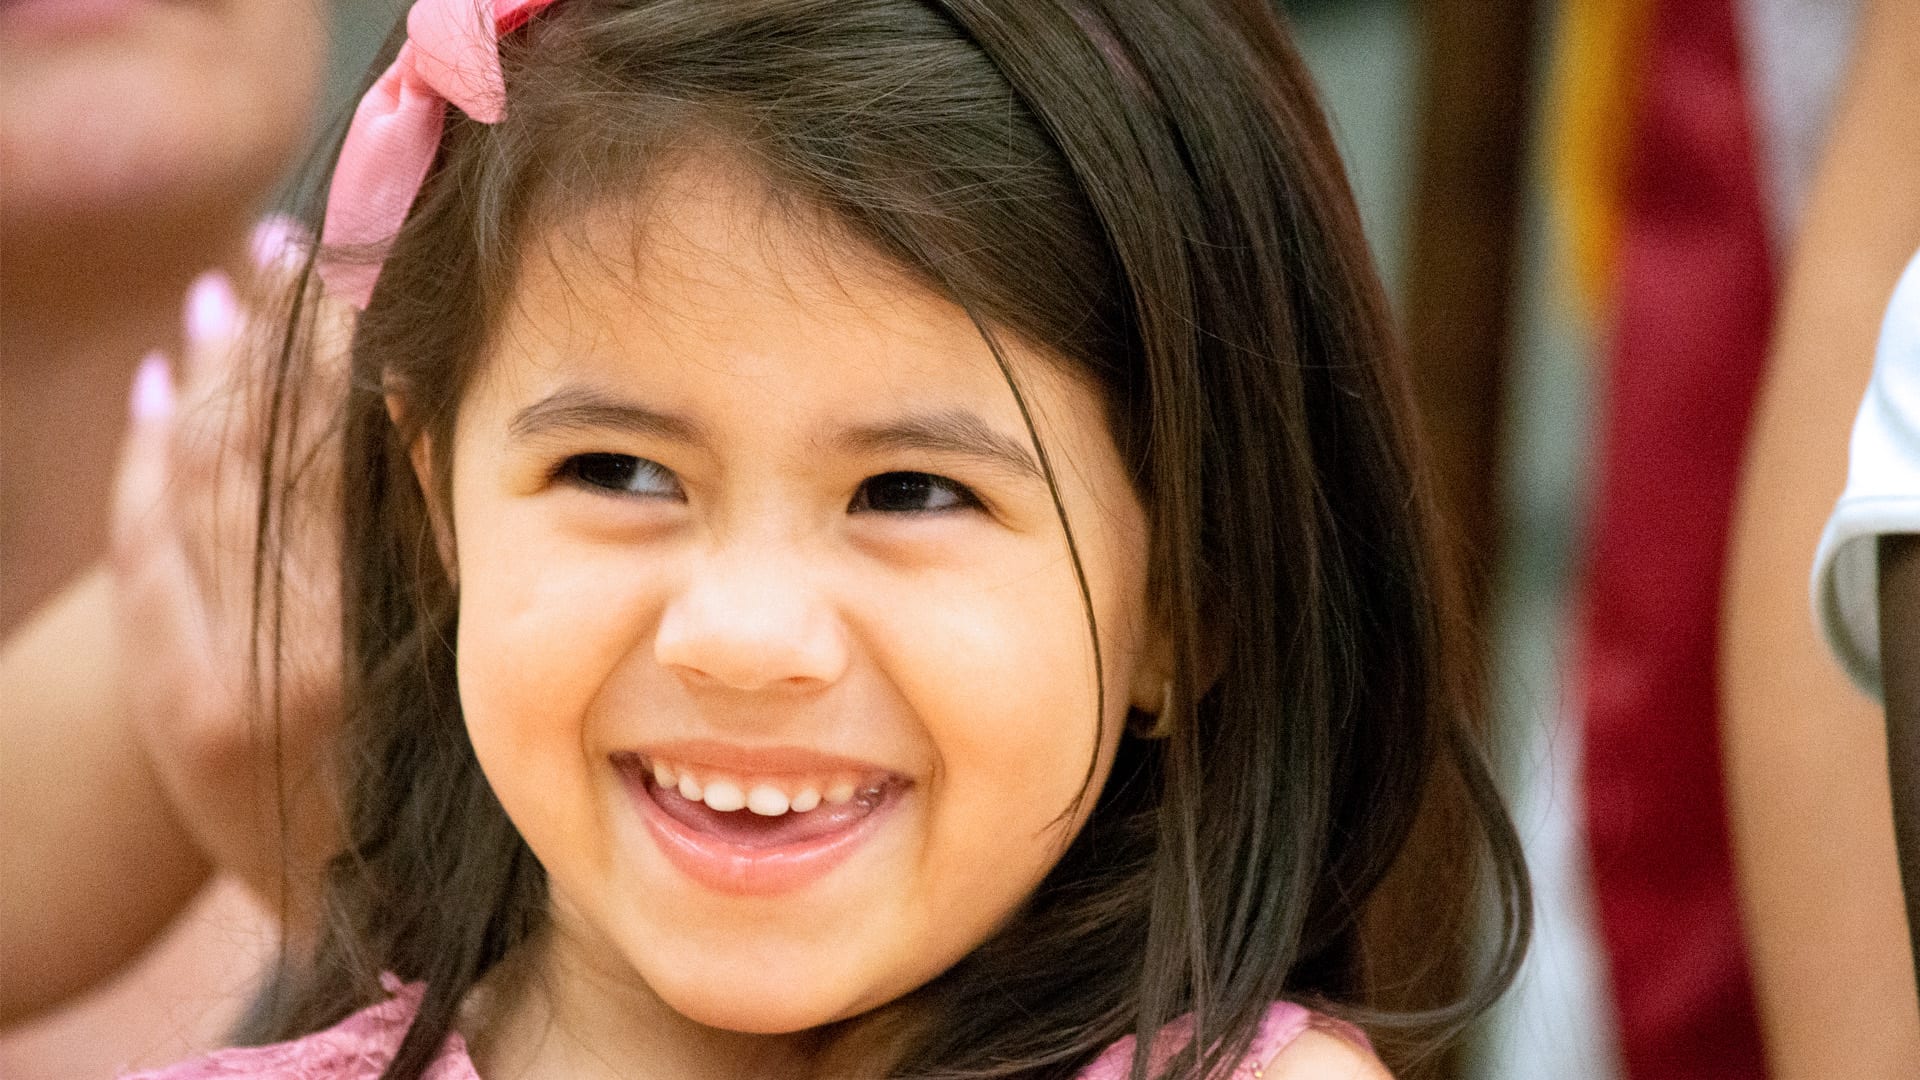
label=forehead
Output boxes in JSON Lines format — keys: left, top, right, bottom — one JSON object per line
{"left": 479, "top": 155, "right": 1043, "bottom": 418}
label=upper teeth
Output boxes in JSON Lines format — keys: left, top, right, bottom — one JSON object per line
{"left": 648, "top": 757, "right": 871, "bottom": 817}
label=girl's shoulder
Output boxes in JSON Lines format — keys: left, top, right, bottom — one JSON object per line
{"left": 1076, "top": 1002, "right": 1386, "bottom": 1080}
{"left": 122, "top": 982, "right": 475, "bottom": 1080}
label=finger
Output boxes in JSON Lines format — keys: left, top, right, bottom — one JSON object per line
{"left": 182, "top": 269, "right": 244, "bottom": 393}
{"left": 249, "top": 217, "right": 355, "bottom": 456}
{"left": 180, "top": 267, "right": 274, "bottom": 482}
{"left": 247, "top": 215, "right": 321, "bottom": 354}
{"left": 249, "top": 213, "right": 310, "bottom": 280}
{"left": 111, "top": 351, "right": 178, "bottom": 551}
{"left": 306, "top": 283, "right": 356, "bottom": 388}
{"left": 247, "top": 214, "right": 346, "bottom": 382}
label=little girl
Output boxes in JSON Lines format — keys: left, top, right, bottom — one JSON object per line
{"left": 140, "top": 0, "right": 1528, "bottom": 1077}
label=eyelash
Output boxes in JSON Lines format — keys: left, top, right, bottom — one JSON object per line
{"left": 557, "top": 453, "right": 680, "bottom": 498}
{"left": 554, "top": 453, "right": 983, "bottom": 515}
{"left": 848, "top": 471, "right": 982, "bottom": 514}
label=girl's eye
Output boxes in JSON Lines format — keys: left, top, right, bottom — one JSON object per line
{"left": 558, "top": 453, "right": 680, "bottom": 498}
{"left": 849, "top": 472, "right": 980, "bottom": 514}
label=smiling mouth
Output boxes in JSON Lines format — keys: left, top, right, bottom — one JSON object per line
{"left": 612, "top": 751, "right": 906, "bottom": 893}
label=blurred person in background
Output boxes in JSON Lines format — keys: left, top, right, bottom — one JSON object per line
{"left": 1519, "top": 0, "right": 1916, "bottom": 1077}
{"left": 0, "top": 0, "right": 337, "bottom": 1074}
{"left": 1724, "top": 0, "right": 1920, "bottom": 1076}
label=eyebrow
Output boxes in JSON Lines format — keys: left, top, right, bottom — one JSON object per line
{"left": 509, "top": 388, "right": 1042, "bottom": 483}
{"left": 509, "top": 387, "right": 709, "bottom": 445}
{"left": 833, "top": 409, "right": 1043, "bottom": 483}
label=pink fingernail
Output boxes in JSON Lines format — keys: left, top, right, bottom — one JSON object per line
{"left": 249, "top": 214, "right": 307, "bottom": 270}
{"left": 185, "top": 270, "right": 239, "bottom": 342}
{"left": 132, "top": 351, "right": 176, "bottom": 421}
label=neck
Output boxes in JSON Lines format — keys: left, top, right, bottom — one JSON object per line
{"left": 0, "top": 280, "right": 176, "bottom": 633}
{"left": 0, "top": 197, "right": 253, "bottom": 626}
{"left": 467, "top": 925, "right": 822, "bottom": 1080}
{"left": 0, "top": 210, "right": 248, "bottom": 632}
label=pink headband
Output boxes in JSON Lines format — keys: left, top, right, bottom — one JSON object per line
{"left": 320, "top": 0, "right": 560, "bottom": 308}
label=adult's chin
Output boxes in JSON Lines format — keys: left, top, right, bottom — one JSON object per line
{"left": 0, "top": 0, "right": 322, "bottom": 235}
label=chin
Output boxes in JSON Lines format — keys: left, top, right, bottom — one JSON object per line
{"left": 655, "top": 978, "right": 865, "bottom": 1036}
{"left": 636, "top": 940, "right": 920, "bottom": 1036}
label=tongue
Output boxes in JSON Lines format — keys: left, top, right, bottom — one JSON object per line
{"left": 648, "top": 782, "right": 880, "bottom": 849}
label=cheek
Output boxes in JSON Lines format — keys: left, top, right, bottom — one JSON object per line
{"left": 866, "top": 562, "right": 1128, "bottom": 915}
{"left": 902, "top": 530, "right": 1147, "bottom": 771}
{"left": 451, "top": 505, "right": 655, "bottom": 847}
{"left": 896, "top": 500, "right": 1147, "bottom": 777}
{"left": 907, "top": 575, "right": 1100, "bottom": 763}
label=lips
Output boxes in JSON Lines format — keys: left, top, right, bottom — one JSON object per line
{"left": 613, "top": 749, "right": 905, "bottom": 895}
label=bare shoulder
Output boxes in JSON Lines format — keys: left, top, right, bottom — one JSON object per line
{"left": 1257, "top": 1027, "right": 1394, "bottom": 1079}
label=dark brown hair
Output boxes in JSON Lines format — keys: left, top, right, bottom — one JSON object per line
{"left": 249, "top": 2, "right": 1529, "bottom": 1077}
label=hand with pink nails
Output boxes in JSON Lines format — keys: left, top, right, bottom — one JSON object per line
{"left": 110, "top": 251, "right": 350, "bottom": 914}
{"left": 0, "top": 221, "right": 349, "bottom": 1039}
{"left": 1, "top": 0, "right": 328, "bottom": 1058}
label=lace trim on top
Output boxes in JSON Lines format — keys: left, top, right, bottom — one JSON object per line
{"left": 127, "top": 978, "right": 1358, "bottom": 1080}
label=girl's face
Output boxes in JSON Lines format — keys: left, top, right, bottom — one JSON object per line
{"left": 441, "top": 157, "right": 1164, "bottom": 1043}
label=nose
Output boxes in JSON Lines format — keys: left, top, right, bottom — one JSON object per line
{"left": 653, "top": 546, "right": 849, "bottom": 693}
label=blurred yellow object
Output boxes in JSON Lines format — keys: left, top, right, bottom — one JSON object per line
{"left": 1547, "top": 0, "right": 1655, "bottom": 319}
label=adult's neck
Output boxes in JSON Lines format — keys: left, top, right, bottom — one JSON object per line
{"left": 0, "top": 208, "right": 246, "bottom": 632}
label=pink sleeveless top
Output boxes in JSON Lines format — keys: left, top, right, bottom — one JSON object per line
{"left": 126, "top": 980, "right": 1370, "bottom": 1080}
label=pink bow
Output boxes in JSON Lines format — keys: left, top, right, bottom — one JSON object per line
{"left": 320, "top": 0, "right": 559, "bottom": 308}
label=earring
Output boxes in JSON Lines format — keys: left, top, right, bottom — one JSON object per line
{"left": 1130, "top": 680, "right": 1176, "bottom": 740}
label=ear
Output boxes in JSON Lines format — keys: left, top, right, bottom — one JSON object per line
{"left": 386, "top": 392, "right": 459, "bottom": 583}
{"left": 1125, "top": 608, "right": 1177, "bottom": 739}
{"left": 1127, "top": 628, "right": 1173, "bottom": 715}
{"left": 1126, "top": 595, "right": 1228, "bottom": 739}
